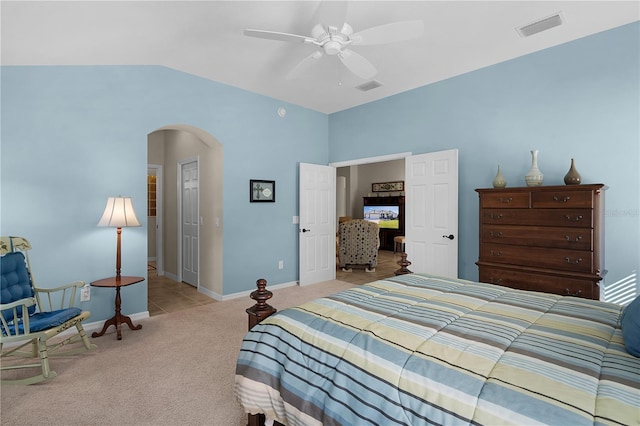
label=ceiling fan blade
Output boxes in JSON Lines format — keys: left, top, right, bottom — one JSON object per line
{"left": 311, "top": 24, "right": 326, "bottom": 39}
{"left": 350, "top": 20, "right": 424, "bottom": 45}
{"left": 286, "top": 51, "right": 324, "bottom": 80}
{"left": 313, "top": 0, "right": 348, "bottom": 30}
{"left": 338, "top": 49, "right": 377, "bottom": 80}
{"left": 244, "top": 29, "right": 310, "bottom": 43}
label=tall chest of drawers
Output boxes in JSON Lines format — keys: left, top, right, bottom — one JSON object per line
{"left": 475, "top": 184, "right": 606, "bottom": 300}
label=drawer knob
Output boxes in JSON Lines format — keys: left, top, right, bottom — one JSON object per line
{"left": 498, "top": 197, "right": 513, "bottom": 203}
{"left": 489, "top": 277, "right": 503, "bottom": 285}
{"left": 564, "top": 256, "right": 583, "bottom": 264}
{"left": 489, "top": 231, "right": 503, "bottom": 238}
{"left": 553, "top": 195, "right": 571, "bottom": 202}
{"left": 489, "top": 213, "right": 503, "bottom": 220}
{"left": 564, "top": 235, "right": 583, "bottom": 242}
{"left": 565, "top": 288, "right": 583, "bottom": 297}
{"left": 490, "top": 250, "right": 502, "bottom": 257}
{"left": 564, "top": 214, "right": 584, "bottom": 222}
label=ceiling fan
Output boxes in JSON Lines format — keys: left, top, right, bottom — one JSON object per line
{"left": 244, "top": 18, "right": 424, "bottom": 81}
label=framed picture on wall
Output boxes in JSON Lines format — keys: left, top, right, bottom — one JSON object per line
{"left": 372, "top": 181, "right": 404, "bottom": 192}
{"left": 250, "top": 179, "right": 275, "bottom": 202}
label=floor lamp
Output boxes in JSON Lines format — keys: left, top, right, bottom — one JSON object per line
{"left": 95, "top": 196, "right": 143, "bottom": 340}
{"left": 98, "top": 196, "right": 141, "bottom": 280}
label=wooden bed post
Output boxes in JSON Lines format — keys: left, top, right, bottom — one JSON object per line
{"left": 395, "top": 252, "right": 412, "bottom": 275}
{"left": 246, "top": 278, "right": 279, "bottom": 426}
{"left": 246, "top": 278, "right": 277, "bottom": 330}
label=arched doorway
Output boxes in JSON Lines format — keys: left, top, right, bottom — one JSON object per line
{"left": 147, "top": 125, "right": 223, "bottom": 300}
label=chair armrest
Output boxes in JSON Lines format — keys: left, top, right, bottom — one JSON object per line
{"left": 0, "top": 297, "right": 36, "bottom": 311}
{"left": 34, "top": 280, "right": 85, "bottom": 311}
{"left": 1, "top": 297, "right": 37, "bottom": 336}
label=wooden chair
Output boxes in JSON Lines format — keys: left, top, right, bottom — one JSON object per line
{"left": 1, "top": 236, "right": 96, "bottom": 384}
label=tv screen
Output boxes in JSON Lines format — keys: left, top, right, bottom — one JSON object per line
{"left": 363, "top": 205, "right": 400, "bottom": 229}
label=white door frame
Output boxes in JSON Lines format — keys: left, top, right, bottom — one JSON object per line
{"left": 330, "top": 151, "right": 412, "bottom": 236}
{"left": 148, "top": 164, "right": 164, "bottom": 275}
{"left": 329, "top": 150, "right": 458, "bottom": 277}
{"left": 177, "top": 156, "right": 200, "bottom": 287}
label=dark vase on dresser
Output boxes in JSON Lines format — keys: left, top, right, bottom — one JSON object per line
{"left": 475, "top": 184, "right": 606, "bottom": 300}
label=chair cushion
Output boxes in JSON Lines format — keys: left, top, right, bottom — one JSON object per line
{"left": 621, "top": 295, "right": 640, "bottom": 357}
{"left": 27, "top": 308, "right": 83, "bottom": 333}
{"left": 2, "top": 308, "right": 83, "bottom": 335}
{"left": 1, "top": 251, "right": 36, "bottom": 321}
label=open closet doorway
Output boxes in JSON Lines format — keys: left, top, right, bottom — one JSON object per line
{"left": 148, "top": 164, "right": 163, "bottom": 275}
{"left": 147, "top": 125, "right": 224, "bottom": 299}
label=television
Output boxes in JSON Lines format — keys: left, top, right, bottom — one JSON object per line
{"left": 363, "top": 205, "right": 400, "bottom": 229}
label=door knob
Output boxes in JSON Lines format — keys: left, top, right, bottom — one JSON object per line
{"left": 442, "top": 234, "right": 454, "bottom": 240}
{"left": 301, "top": 228, "right": 311, "bottom": 233}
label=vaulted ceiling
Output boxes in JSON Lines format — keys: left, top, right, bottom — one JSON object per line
{"left": 2, "top": 1, "right": 638, "bottom": 113}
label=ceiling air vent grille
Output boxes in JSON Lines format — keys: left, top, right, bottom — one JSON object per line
{"left": 356, "top": 80, "right": 383, "bottom": 92}
{"left": 517, "top": 12, "right": 564, "bottom": 38}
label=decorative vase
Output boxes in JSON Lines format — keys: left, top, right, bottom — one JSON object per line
{"left": 525, "top": 149, "right": 544, "bottom": 187}
{"left": 492, "top": 165, "right": 507, "bottom": 188}
{"left": 564, "top": 158, "right": 581, "bottom": 185}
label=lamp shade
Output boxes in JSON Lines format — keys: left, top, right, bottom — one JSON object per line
{"left": 98, "top": 196, "right": 141, "bottom": 228}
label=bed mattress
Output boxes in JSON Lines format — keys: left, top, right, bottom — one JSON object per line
{"left": 235, "top": 273, "right": 640, "bottom": 425}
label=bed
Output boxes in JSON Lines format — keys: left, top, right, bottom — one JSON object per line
{"left": 235, "top": 273, "right": 640, "bottom": 425}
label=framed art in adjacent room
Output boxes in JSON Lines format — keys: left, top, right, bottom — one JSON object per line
{"left": 250, "top": 179, "right": 275, "bottom": 202}
{"left": 372, "top": 181, "right": 404, "bottom": 192}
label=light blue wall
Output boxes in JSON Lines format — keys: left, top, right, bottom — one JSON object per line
{"left": 329, "top": 22, "right": 640, "bottom": 290}
{"left": 1, "top": 66, "right": 328, "bottom": 320}
{"left": 1, "top": 23, "right": 638, "bottom": 322}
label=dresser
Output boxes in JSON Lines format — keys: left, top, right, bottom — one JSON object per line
{"left": 475, "top": 184, "right": 606, "bottom": 300}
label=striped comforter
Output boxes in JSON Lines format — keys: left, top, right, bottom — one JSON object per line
{"left": 235, "top": 274, "right": 640, "bottom": 425}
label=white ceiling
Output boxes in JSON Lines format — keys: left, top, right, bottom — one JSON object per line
{"left": 2, "top": 1, "right": 638, "bottom": 114}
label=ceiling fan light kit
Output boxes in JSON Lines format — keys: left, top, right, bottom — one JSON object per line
{"left": 245, "top": 17, "right": 424, "bottom": 81}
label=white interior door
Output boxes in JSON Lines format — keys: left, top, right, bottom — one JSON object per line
{"left": 181, "top": 160, "right": 199, "bottom": 286}
{"left": 405, "top": 149, "right": 458, "bottom": 277}
{"left": 299, "top": 163, "right": 336, "bottom": 286}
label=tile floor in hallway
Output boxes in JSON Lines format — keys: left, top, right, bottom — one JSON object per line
{"left": 147, "top": 250, "right": 403, "bottom": 316}
{"left": 147, "top": 265, "right": 215, "bottom": 317}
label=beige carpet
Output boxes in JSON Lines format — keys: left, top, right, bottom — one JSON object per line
{"left": 1, "top": 279, "right": 355, "bottom": 426}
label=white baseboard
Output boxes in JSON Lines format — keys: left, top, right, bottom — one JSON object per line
{"left": 219, "top": 280, "right": 298, "bottom": 301}
{"left": 163, "top": 271, "right": 179, "bottom": 281}
{"left": 2, "top": 311, "right": 150, "bottom": 348}
{"left": 82, "top": 311, "right": 150, "bottom": 335}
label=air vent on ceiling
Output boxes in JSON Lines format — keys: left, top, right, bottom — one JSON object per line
{"left": 356, "top": 80, "right": 383, "bottom": 92}
{"left": 517, "top": 12, "right": 564, "bottom": 38}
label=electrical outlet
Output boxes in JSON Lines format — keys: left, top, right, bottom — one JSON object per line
{"left": 80, "top": 285, "right": 91, "bottom": 302}
{"left": 278, "top": 260, "right": 284, "bottom": 270}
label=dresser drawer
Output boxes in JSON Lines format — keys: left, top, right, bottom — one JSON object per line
{"left": 481, "top": 209, "right": 592, "bottom": 228}
{"left": 482, "top": 225, "right": 593, "bottom": 250}
{"left": 480, "top": 192, "right": 530, "bottom": 208}
{"left": 531, "top": 190, "right": 594, "bottom": 208}
{"left": 480, "top": 243, "right": 593, "bottom": 273}
{"left": 478, "top": 265, "right": 597, "bottom": 299}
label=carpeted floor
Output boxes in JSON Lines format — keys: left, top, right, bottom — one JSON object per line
{"left": 1, "top": 279, "right": 355, "bottom": 426}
